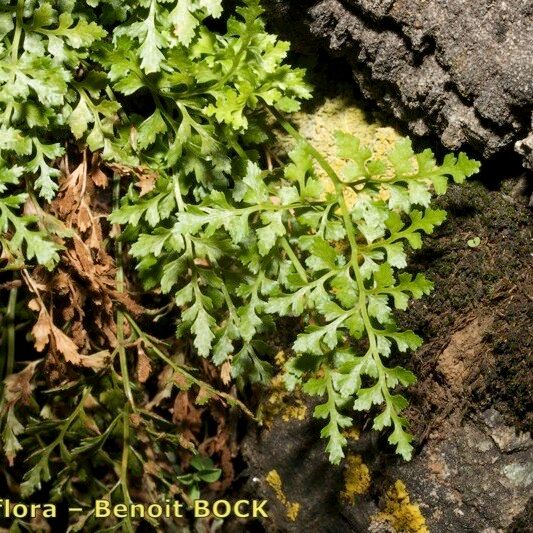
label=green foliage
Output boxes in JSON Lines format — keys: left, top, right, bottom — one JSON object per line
{"left": 0, "top": 0, "right": 310, "bottom": 269}
{"left": 123, "top": 112, "right": 479, "bottom": 462}
{"left": 0, "top": 0, "right": 480, "bottom": 529}
{"left": 0, "top": 0, "right": 313, "bottom": 528}
{"left": 176, "top": 455, "right": 222, "bottom": 501}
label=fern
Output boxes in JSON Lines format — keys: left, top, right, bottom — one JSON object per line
{"left": 130, "top": 113, "right": 479, "bottom": 461}
{"left": 0, "top": 2, "right": 481, "bottom": 528}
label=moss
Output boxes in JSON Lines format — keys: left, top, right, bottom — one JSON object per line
{"left": 341, "top": 454, "right": 371, "bottom": 503}
{"left": 374, "top": 480, "right": 429, "bottom": 533}
{"left": 398, "top": 177, "right": 532, "bottom": 434}
{"left": 265, "top": 469, "right": 301, "bottom": 522}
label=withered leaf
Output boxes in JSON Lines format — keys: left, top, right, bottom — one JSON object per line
{"left": 3, "top": 360, "right": 41, "bottom": 407}
{"left": 78, "top": 351, "right": 110, "bottom": 371}
{"left": 77, "top": 202, "right": 92, "bottom": 232}
{"left": 220, "top": 361, "right": 232, "bottom": 386}
{"left": 172, "top": 392, "right": 202, "bottom": 429}
{"left": 30, "top": 299, "right": 109, "bottom": 370}
{"left": 81, "top": 410, "right": 101, "bottom": 435}
{"left": 83, "top": 393, "right": 100, "bottom": 410}
{"left": 130, "top": 413, "right": 141, "bottom": 427}
{"left": 173, "top": 372, "right": 191, "bottom": 391}
{"left": 137, "top": 346, "right": 152, "bottom": 383}
{"left": 195, "top": 386, "right": 213, "bottom": 406}
{"left": 90, "top": 167, "right": 108, "bottom": 188}
{"left": 52, "top": 325, "right": 82, "bottom": 365}
{"left": 32, "top": 307, "right": 51, "bottom": 352}
{"left": 135, "top": 174, "right": 156, "bottom": 197}
{"left": 27, "top": 298, "right": 40, "bottom": 312}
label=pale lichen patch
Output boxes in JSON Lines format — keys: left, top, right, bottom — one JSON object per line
{"left": 275, "top": 93, "right": 402, "bottom": 207}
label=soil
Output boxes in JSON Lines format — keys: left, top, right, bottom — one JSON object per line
{"left": 401, "top": 180, "right": 533, "bottom": 441}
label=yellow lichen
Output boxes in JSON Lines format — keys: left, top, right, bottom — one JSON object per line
{"left": 374, "top": 480, "right": 429, "bottom": 533}
{"left": 265, "top": 469, "right": 301, "bottom": 522}
{"left": 261, "top": 374, "right": 307, "bottom": 428}
{"left": 280, "top": 403, "right": 307, "bottom": 423}
{"left": 341, "top": 454, "right": 371, "bottom": 503}
{"left": 286, "top": 502, "right": 300, "bottom": 522}
{"left": 342, "top": 426, "right": 361, "bottom": 441}
{"left": 274, "top": 350, "right": 286, "bottom": 367}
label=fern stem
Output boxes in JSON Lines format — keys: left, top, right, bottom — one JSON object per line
{"left": 11, "top": 0, "right": 24, "bottom": 62}
{"left": 281, "top": 237, "right": 308, "bottom": 283}
{"left": 124, "top": 313, "right": 255, "bottom": 418}
{"left": 172, "top": 175, "right": 194, "bottom": 257}
{"left": 120, "top": 406, "right": 134, "bottom": 533}
{"left": 113, "top": 175, "right": 135, "bottom": 531}
{"left": 113, "top": 174, "right": 135, "bottom": 408}
{"left": 269, "top": 107, "right": 341, "bottom": 186}
{"left": 2, "top": 0, "right": 24, "bottom": 125}
{"left": 221, "top": 283, "right": 237, "bottom": 317}
{"left": 5, "top": 287, "right": 17, "bottom": 377}
{"left": 271, "top": 107, "right": 393, "bottom": 409}
{"left": 334, "top": 185, "right": 394, "bottom": 410}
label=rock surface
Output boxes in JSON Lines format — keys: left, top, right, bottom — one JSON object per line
{"left": 265, "top": 0, "right": 533, "bottom": 168}
{"left": 242, "top": 407, "right": 532, "bottom": 532}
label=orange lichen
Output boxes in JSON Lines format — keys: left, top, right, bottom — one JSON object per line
{"left": 265, "top": 469, "right": 301, "bottom": 522}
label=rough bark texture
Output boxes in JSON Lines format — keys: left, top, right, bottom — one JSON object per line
{"left": 265, "top": 0, "right": 533, "bottom": 169}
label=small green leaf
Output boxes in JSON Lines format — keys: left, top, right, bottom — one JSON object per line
{"left": 467, "top": 236, "right": 481, "bottom": 248}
